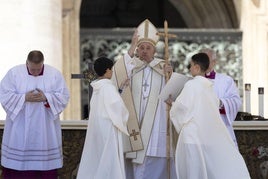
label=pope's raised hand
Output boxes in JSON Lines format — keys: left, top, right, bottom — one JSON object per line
{"left": 128, "top": 29, "right": 139, "bottom": 58}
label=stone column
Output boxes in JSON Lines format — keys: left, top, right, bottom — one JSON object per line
{"left": 240, "top": 0, "right": 268, "bottom": 117}
{"left": 62, "top": 0, "right": 82, "bottom": 120}
{"left": 0, "top": 0, "right": 63, "bottom": 119}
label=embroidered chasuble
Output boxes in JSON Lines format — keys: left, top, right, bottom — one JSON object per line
{"left": 113, "top": 57, "right": 144, "bottom": 153}
{"left": 113, "top": 54, "right": 166, "bottom": 164}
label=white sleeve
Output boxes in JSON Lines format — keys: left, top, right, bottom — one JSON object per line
{"left": 123, "top": 53, "right": 136, "bottom": 78}
{"left": 44, "top": 71, "right": 70, "bottom": 119}
{"left": 0, "top": 69, "right": 25, "bottom": 121}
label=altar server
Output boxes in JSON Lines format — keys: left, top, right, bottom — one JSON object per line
{"left": 77, "top": 57, "right": 129, "bottom": 179}
{"left": 170, "top": 52, "right": 250, "bottom": 179}
{"left": 0, "top": 50, "right": 69, "bottom": 179}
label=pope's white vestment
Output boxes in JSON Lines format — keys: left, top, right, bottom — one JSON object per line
{"left": 212, "top": 72, "right": 242, "bottom": 146}
{"left": 114, "top": 54, "right": 176, "bottom": 179}
{"left": 77, "top": 79, "right": 129, "bottom": 179}
{"left": 0, "top": 64, "right": 69, "bottom": 171}
{"left": 170, "top": 76, "right": 250, "bottom": 179}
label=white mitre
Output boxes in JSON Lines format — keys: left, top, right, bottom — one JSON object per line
{"left": 137, "top": 19, "right": 159, "bottom": 47}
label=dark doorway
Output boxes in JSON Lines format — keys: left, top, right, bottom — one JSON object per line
{"left": 80, "top": 0, "right": 187, "bottom": 28}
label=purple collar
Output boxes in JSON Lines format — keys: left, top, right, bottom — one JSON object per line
{"left": 205, "top": 70, "right": 216, "bottom": 79}
{"left": 26, "top": 64, "right": 44, "bottom": 76}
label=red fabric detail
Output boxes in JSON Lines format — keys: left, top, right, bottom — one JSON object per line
{"left": 219, "top": 107, "right": 226, "bottom": 114}
{"left": 44, "top": 101, "right": 50, "bottom": 108}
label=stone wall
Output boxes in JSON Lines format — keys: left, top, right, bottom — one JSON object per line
{"left": 0, "top": 122, "right": 267, "bottom": 178}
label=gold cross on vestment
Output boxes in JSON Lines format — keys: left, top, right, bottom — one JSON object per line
{"left": 130, "top": 129, "right": 140, "bottom": 141}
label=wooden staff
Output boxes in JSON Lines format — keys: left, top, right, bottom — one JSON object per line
{"left": 157, "top": 20, "right": 177, "bottom": 179}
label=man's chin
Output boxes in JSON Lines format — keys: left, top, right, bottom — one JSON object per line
{"left": 140, "top": 56, "right": 149, "bottom": 61}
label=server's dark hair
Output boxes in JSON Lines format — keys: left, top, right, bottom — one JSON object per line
{"left": 191, "top": 53, "right": 209, "bottom": 72}
{"left": 94, "top": 57, "right": 114, "bottom": 76}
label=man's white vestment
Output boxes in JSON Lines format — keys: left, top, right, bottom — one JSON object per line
{"left": 0, "top": 64, "right": 69, "bottom": 170}
{"left": 213, "top": 73, "right": 242, "bottom": 146}
{"left": 113, "top": 54, "right": 177, "bottom": 179}
{"left": 119, "top": 54, "right": 168, "bottom": 161}
{"left": 170, "top": 76, "right": 250, "bottom": 179}
{"left": 77, "top": 79, "right": 129, "bottom": 179}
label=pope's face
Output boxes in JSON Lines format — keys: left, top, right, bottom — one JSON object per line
{"left": 136, "top": 42, "right": 155, "bottom": 63}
